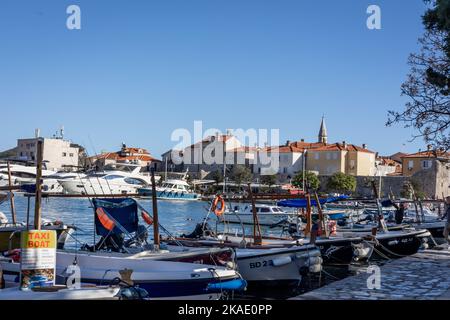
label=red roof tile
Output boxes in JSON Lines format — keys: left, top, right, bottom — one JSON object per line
{"left": 310, "top": 143, "right": 375, "bottom": 154}
{"left": 402, "top": 150, "right": 450, "bottom": 159}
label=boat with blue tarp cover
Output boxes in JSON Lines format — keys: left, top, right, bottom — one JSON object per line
{"left": 0, "top": 197, "right": 246, "bottom": 299}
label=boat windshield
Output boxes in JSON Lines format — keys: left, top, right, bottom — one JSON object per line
{"left": 87, "top": 173, "right": 108, "bottom": 178}
{"left": 104, "top": 175, "right": 125, "bottom": 180}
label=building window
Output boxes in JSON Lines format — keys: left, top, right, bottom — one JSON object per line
{"left": 326, "top": 153, "right": 331, "bottom": 160}
{"left": 62, "top": 152, "right": 67, "bottom": 157}
{"left": 422, "top": 160, "right": 431, "bottom": 169}
{"left": 283, "top": 168, "right": 287, "bottom": 174}
{"left": 69, "top": 153, "right": 74, "bottom": 157}
{"left": 314, "top": 153, "right": 320, "bottom": 160}
{"left": 333, "top": 153, "right": 338, "bottom": 160}
{"left": 408, "top": 160, "right": 414, "bottom": 170}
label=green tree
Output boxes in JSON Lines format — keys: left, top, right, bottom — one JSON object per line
{"left": 211, "top": 170, "right": 223, "bottom": 186}
{"left": 231, "top": 165, "right": 253, "bottom": 186}
{"left": 400, "top": 180, "right": 427, "bottom": 200}
{"left": 326, "top": 172, "right": 356, "bottom": 194}
{"left": 260, "top": 175, "right": 277, "bottom": 187}
{"left": 387, "top": 0, "right": 450, "bottom": 150}
{"left": 291, "top": 171, "right": 320, "bottom": 190}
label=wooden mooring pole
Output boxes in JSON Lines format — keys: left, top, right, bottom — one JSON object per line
{"left": 34, "top": 140, "right": 43, "bottom": 230}
{"left": 150, "top": 166, "right": 160, "bottom": 250}
{"left": 7, "top": 162, "right": 17, "bottom": 225}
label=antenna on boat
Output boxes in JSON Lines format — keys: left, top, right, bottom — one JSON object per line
{"left": 88, "top": 135, "right": 112, "bottom": 196}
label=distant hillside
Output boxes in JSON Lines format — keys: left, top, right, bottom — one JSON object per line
{"left": 0, "top": 147, "right": 17, "bottom": 160}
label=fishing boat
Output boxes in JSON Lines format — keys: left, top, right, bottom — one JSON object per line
{"left": 163, "top": 232, "right": 323, "bottom": 288}
{"left": 160, "top": 192, "right": 324, "bottom": 288}
{"left": 138, "top": 179, "right": 201, "bottom": 201}
{"left": 0, "top": 250, "right": 242, "bottom": 299}
{"left": 0, "top": 193, "right": 74, "bottom": 252}
{"left": 0, "top": 197, "right": 246, "bottom": 299}
{"left": 276, "top": 195, "right": 432, "bottom": 262}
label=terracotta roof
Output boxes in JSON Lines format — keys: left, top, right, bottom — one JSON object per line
{"left": 91, "top": 147, "right": 158, "bottom": 163}
{"left": 309, "top": 143, "right": 375, "bottom": 154}
{"left": 377, "top": 157, "right": 401, "bottom": 167}
{"left": 401, "top": 150, "right": 450, "bottom": 159}
{"left": 267, "top": 146, "right": 305, "bottom": 153}
{"left": 288, "top": 141, "right": 327, "bottom": 150}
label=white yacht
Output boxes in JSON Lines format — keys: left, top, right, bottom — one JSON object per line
{"left": 59, "top": 165, "right": 158, "bottom": 195}
{"left": 138, "top": 179, "right": 201, "bottom": 201}
{"left": 0, "top": 163, "right": 57, "bottom": 188}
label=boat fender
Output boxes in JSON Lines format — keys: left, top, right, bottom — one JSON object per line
{"left": 307, "top": 256, "right": 323, "bottom": 265}
{"left": 272, "top": 256, "right": 292, "bottom": 267}
{"left": 354, "top": 247, "right": 371, "bottom": 258}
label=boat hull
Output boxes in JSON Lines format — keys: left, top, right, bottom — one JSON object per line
{"left": 235, "top": 247, "right": 322, "bottom": 286}
{"left": 0, "top": 250, "right": 240, "bottom": 299}
{"left": 0, "top": 225, "right": 71, "bottom": 252}
{"left": 138, "top": 188, "right": 201, "bottom": 201}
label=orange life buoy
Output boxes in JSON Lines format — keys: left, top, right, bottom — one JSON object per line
{"left": 212, "top": 195, "right": 225, "bottom": 216}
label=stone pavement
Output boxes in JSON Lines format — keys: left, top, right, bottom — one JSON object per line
{"left": 292, "top": 246, "right": 450, "bottom": 300}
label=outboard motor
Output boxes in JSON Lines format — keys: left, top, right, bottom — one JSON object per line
{"left": 181, "top": 223, "right": 214, "bottom": 238}
{"left": 135, "top": 225, "right": 148, "bottom": 244}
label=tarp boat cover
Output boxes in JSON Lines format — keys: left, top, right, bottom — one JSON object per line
{"left": 277, "top": 195, "right": 349, "bottom": 208}
{"left": 93, "top": 198, "right": 139, "bottom": 237}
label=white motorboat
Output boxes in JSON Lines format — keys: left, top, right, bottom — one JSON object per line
{"left": 0, "top": 248, "right": 243, "bottom": 300}
{"left": 59, "top": 165, "right": 159, "bottom": 195}
{"left": 163, "top": 235, "right": 322, "bottom": 287}
{"left": 222, "top": 204, "right": 296, "bottom": 226}
{"left": 138, "top": 179, "right": 201, "bottom": 201}
{"left": 0, "top": 163, "right": 56, "bottom": 188}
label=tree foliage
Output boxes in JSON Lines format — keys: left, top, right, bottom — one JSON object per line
{"left": 211, "top": 170, "right": 223, "bottom": 186}
{"left": 230, "top": 165, "right": 253, "bottom": 186}
{"left": 326, "top": 172, "right": 356, "bottom": 194}
{"left": 291, "top": 171, "right": 320, "bottom": 190}
{"left": 387, "top": 0, "right": 450, "bottom": 150}
{"left": 260, "top": 175, "right": 277, "bottom": 187}
{"left": 400, "top": 179, "right": 427, "bottom": 200}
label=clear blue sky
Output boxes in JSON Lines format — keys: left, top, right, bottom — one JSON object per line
{"left": 0, "top": 0, "right": 429, "bottom": 158}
